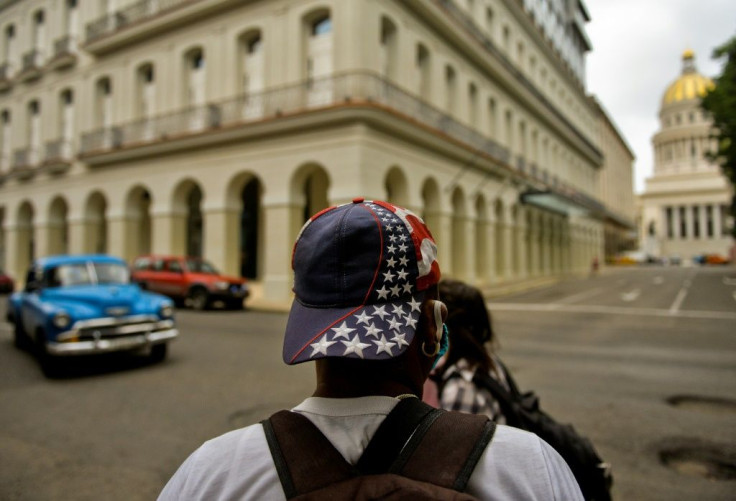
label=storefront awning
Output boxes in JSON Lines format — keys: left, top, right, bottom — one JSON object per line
{"left": 520, "top": 190, "right": 594, "bottom": 217}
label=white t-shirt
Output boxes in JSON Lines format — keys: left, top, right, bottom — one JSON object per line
{"left": 159, "top": 396, "right": 583, "bottom": 500}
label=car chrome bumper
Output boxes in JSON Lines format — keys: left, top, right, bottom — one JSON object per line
{"left": 47, "top": 328, "right": 178, "bottom": 356}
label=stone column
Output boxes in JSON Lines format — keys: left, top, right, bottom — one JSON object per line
{"left": 672, "top": 206, "right": 681, "bottom": 240}
{"left": 261, "top": 198, "right": 300, "bottom": 305}
{"left": 515, "top": 216, "right": 527, "bottom": 279}
{"left": 151, "top": 207, "right": 187, "bottom": 256}
{"left": 502, "top": 221, "right": 513, "bottom": 280}
{"left": 107, "top": 209, "right": 129, "bottom": 262}
{"left": 203, "top": 204, "right": 240, "bottom": 277}
{"left": 482, "top": 216, "right": 496, "bottom": 284}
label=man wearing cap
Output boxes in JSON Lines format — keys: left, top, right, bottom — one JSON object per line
{"left": 159, "top": 199, "right": 583, "bottom": 500}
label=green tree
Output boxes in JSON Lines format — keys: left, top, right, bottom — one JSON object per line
{"left": 700, "top": 36, "right": 736, "bottom": 237}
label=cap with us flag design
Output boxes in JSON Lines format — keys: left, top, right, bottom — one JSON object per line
{"left": 283, "top": 198, "right": 441, "bottom": 365}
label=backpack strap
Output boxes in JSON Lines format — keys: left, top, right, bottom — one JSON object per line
{"left": 390, "top": 400, "right": 496, "bottom": 491}
{"left": 356, "top": 397, "right": 440, "bottom": 474}
{"left": 262, "top": 411, "right": 355, "bottom": 499}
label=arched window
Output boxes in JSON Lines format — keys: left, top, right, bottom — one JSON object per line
{"left": 33, "top": 10, "right": 45, "bottom": 62}
{"left": 468, "top": 83, "right": 478, "bottom": 128}
{"left": 59, "top": 89, "right": 74, "bottom": 156}
{"left": 0, "top": 109, "right": 11, "bottom": 170}
{"left": 416, "top": 43, "right": 430, "bottom": 100}
{"left": 184, "top": 48, "right": 206, "bottom": 130}
{"left": 240, "top": 30, "right": 265, "bottom": 118}
{"left": 380, "top": 16, "right": 397, "bottom": 81}
{"left": 95, "top": 77, "right": 112, "bottom": 128}
{"left": 305, "top": 10, "right": 333, "bottom": 106}
{"left": 4, "top": 25, "right": 16, "bottom": 71}
{"left": 27, "top": 100, "right": 41, "bottom": 164}
{"left": 137, "top": 63, "right": 155, "bottom": 119}
{"left": 445, "top": 65, "right": 456, "bottom": 113}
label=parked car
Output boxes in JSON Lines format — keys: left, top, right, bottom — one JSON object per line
{"left": 131, "top": 255, "right": 249, "bottom": 310}
{"left": 0, "top": 268, "right": 14, "bottom": 293}
{"left": 7, "top": 254, "right": 178, "bottom": 376}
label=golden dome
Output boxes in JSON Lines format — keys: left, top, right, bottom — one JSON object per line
{"left": 662, "top": 50, "right": 714, "bottom": 106}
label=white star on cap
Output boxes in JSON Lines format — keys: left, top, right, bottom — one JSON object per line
{"left": 385, "top": 224, "right": 394, "bottom": 232}
{"left": 391, "top": 304, "right": 405, "bottom": 316}
{"left": 402, "top": 283, "right": 413, "bottom": 294}
{"left": 397, "top": 268, "right": 408, "bottom": 281}
{"left": 408, "top": 296, "right": 422, "bottom": 312}
{"left": 373, "top": 334, "right": 396, "bottom": 356}
{"left": 376, "top": 286, "right": 390, "bottom": 300}
{"left": 364, "top": 322, "right": 382, "bottom": 338}
{"left": 405, "top": 315, "right": 418, "bottom": 329}
{"left": 389, "top": 234, "right": 398, "bottom": 243}
{"left": 342, "top": 335, "right": 371, "bottom": 358}
{"left": 398, "top": 243, "right": 408, "bottom": 253}
{"left": 387, "top": 244, "right": 397, "bottom": 254}
{"left": 388, "top": 316, "right": 403, "bottom": 332}
{"left": 391, "top": 332, "right": 410, "bottom": 348}
{"left": 382, "top": 270, "right": 396, "bottom": 283}
{"left": 373, "top": 305, "right": 390, "bottom": 320}
{"left": 354, "top": 310, "right": 372, "bottom": 325}
{"left": 390, "top": 284, "right": 402, "bottom": 297}
{"left": 310, "top": 337, "right": 337, "bottom": 357}
{"left": 386, "top": 256, "right": 397, "bottom": 268}
{"left": 331, "top": 322, "right": 356, "bottom": 340}
{"left": 399, "top": 255, "right": 409, "bottom": 267}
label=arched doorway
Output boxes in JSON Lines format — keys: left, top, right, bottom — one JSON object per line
{"left": 475, "top": 195, "right": 488, "bottom": 280}
{"left": 385, "top": 166, "right": 409, "bottom": 207}
{"left": 494, "top": 199, "right": 505, "bottom": 278}
{"left": 240, "top": 178, "right": 261, "bottom": 279}
{"left": 16, "top": 201, "right": 34, "bottom": 274}
{"left": 48, "top": 196, "right": 69, "bottom": 255}
{"left": 84, "top": 192, "right": 107, "bottom": 254}
{"left": 125, "top": 186, "right": 152, "bottom": 259}
{"left": 451, "top": 188, "right": 466, "bottom": 278}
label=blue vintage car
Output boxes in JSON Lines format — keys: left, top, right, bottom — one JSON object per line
{"left": 7, "top": 254, "right": 178, "bottom": 376}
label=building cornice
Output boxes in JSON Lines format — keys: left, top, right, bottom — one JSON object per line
{"left": 406, "top": 0, "right": 602, "bottom": 167}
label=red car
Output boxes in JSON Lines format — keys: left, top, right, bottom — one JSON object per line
{"left": 0, "top": 268, "right": 14, "bottom": 294}
{"left": 131, "top": 256, "right": 249, "bottom": 310}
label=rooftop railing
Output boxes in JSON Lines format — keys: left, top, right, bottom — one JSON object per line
{"left": 80, "top": 71, "right": 511, "bottom": 166}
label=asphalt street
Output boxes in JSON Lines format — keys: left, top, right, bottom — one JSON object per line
{"left": 1, "top": 265, "right": 735, "bottom": 500}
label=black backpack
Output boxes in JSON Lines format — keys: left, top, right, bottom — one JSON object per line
{"left": 470, "top": 365, "right": 613, "bottom": 501}
{"left": 262, "top": 398, "right": 495, "bottom": 500}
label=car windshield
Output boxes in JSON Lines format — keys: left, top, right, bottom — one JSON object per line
{"left": 49, "top": 262, "right": 130, "bottom": 287}
{"left": 186, "top": 258, "right": 219, "bottom": 274}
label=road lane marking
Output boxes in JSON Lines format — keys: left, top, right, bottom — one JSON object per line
{"left": 724, "top": 277, "right": 736, "bottom": 286}
{"left": 554, "top": 287, "right": 605, "bottom": 305}
{"left": 669, "top": 288, "right": 688, "bottom": 315}
{"left": 621, "top": 289, "right": 641, "bottom": 302}
{"left": 733, "top": 291, "right": 736, "bottom": 303}
{"left": 654, "top": 276, "right": 664, "bottom": 285}
{"left": 488, "top": 302, "right": 736, "bottom": 321}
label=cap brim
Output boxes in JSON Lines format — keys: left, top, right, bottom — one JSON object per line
{"left": 283, "top": 290, "right": 427, "bottom": 365}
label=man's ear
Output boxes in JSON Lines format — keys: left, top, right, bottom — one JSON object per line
{"left": 419, "top": 299, "right": 448, "bottom": 343}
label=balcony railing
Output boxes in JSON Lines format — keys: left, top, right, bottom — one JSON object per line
{"left": 86, "top": 0, "right": 194, "bottom": 43}
{"left": 45, "top": 138, "right": 73, "bottom": 162}
{"left": 48, "top": 35, "right": 79, "bottom": 70}
{"left": 22, "top": 49, "right": 43, "bottom": 72}
{"left": 81, "top": 71, "right": 510, "bottom": 166}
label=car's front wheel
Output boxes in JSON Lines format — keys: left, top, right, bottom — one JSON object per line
{"left": 35, "top": 329, "right": 63, "bottom": 378}
{"left": 13, "top": 319, "right": 29, "bottom": 350}
{"left": 188, "top": 288, "right": 209, "bottom": 311}
{"left": 150, "top": 343, "right": 167, "bottom": 363}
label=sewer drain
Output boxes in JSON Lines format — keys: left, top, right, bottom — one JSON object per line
{"left": 666, "top": 395, "right": 736, "bottom": 415}
{"left": 660, "top": 445, "right": 736, "bottom": 481}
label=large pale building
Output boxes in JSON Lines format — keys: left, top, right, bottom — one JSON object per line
{"left": 0, "top": 0, "right": 631, "bottom": 306}
{"left": 640, "top": 51, "right": 733, "bottom": 261}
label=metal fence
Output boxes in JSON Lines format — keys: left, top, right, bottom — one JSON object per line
{"left": 80, "top": 71, "right": 510, "bottom": 165}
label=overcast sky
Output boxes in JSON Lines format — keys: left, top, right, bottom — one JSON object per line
{"left": 583, "top": 0, "right": 736, "bottom": 193}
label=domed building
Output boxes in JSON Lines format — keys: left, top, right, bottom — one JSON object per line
{"left": 640, "top": 50, "right": 733, "bottom": 262}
